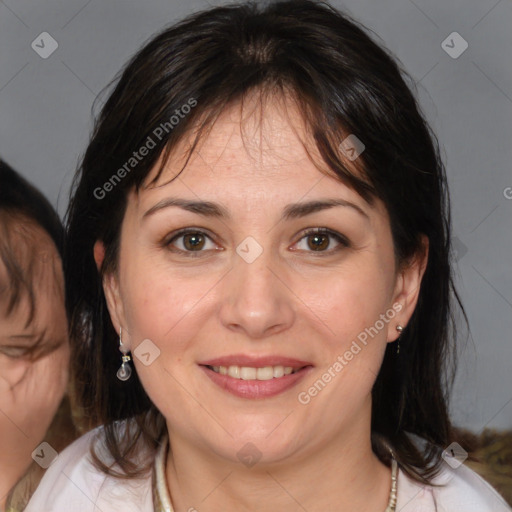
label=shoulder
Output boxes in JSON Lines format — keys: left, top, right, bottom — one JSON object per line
{"left": 396, "top": 461, "right": 512, "bottom": 512}
{"left": 24, "top": 423, "right": 155, "bottom": 512}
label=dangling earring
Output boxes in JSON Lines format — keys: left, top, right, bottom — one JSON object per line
{"left": 116, "top": 327, "right": 132, "bottom": 381}
{"left": 395, "top": 325, "right": 403, "bottom": 355}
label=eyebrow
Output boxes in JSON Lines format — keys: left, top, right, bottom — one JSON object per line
{"left": 143, "top": 197, "right": 370, "bottom": 221}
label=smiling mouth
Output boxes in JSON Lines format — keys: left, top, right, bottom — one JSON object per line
{"left": 204, "top": 364, "right": 309, "bottom": 380}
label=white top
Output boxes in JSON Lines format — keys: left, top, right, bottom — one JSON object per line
{"left": 24, "top": 426, "right": 512, "bottom": 512}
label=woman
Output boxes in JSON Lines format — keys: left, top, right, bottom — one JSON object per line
{"left": 0, "top": 160, "right": 77, "bottom": 511}
{"left": 25, "top": 1, "right": 511, "bottom": 510}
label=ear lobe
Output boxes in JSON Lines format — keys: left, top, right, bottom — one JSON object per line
{"left": 93, "top": 240, "right": 106, "bottom": 272}
{"left": 389, "top": 235, "right": 429, "bottom": 342}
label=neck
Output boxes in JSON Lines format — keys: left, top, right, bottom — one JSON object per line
{"left": 165, "top": 404, "right": 392, "bottom": 512}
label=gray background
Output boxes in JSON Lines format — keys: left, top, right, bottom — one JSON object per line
{"left": 0, "top": 0, "right": 511, "bottom": 432}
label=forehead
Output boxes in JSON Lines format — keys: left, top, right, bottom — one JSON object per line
{"left": 0, "top": 215, "right": 60, "bottom": 271}
{"left": 194, "top": 95, "right": 311, "bottom": 172}
{"left": 0, "top": 216, "right": 64, "bottom": 320}
{"left": 139, "top": 93, "right": 366, "bottom": 206}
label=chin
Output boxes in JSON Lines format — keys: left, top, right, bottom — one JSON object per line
{"left": 216, "top": 427, "right": 301, "bottom": 466}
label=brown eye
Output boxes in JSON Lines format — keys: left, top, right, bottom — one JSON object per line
{"left": 0, "top": 346, "right": 31, "bottom": 359}
{"left": 183, "top": 233, "right": 206, "bottom": 251}
{"left": 307, "top": 233, "right": 330, "bottom": 251}
{"left": 166, "top": 229, "right": 218, "bottom": 256}
{"left": 294, "top": 228, "right": 350, "bottom": 253}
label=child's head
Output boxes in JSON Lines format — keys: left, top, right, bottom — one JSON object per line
{"left": 0, "top": 159, "right": 70, "bottom": 506}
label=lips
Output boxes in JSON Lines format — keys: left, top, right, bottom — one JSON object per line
{"left": 198, "top": 355, "right": 314, "bottom": 399}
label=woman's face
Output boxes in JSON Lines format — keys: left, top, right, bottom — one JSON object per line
{"left": 102, "top": 94, "right": 426, "bottom": 466}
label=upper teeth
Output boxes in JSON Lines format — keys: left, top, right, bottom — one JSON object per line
{"left": 210, "top": 365, "right": 297, "bottom": 380}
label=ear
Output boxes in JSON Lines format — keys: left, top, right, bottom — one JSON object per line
{"left": 388, "top": 235, "right": 429, "bottom": 342}
{"left": 93, "top": 240, "right": 127, "bottom": 343}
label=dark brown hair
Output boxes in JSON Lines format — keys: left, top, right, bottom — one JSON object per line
{"left": 65, "top": 0, "right": 467, "bottom": 484}
{"left": 0, "top": 158, "right": 66, "bottom": 360}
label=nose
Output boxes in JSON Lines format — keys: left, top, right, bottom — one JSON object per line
{"left": 218, "top": 247, "right": 295, "bottom": 339}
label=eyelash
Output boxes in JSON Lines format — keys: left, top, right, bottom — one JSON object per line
{"left": 0, "top": 346, "right": 31, "bottom": 359}
{"left": 295, "top": 228, "right": 350, "bottom": 253}
{"left": 164, "top": 227, "right": 350, "bottom": 257}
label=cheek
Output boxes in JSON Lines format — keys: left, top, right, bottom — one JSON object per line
{"left": 0, "top": 345, "right": 69, "bottom": 439}
{"left": 121, "top": 261, "right": 216, "bottom": 352}
{"left": 55, "top": 342, "right": 71, "bottom": 390}
{"left": 0, "top": 357, "right": 31, "bottom": 390}
{"left": 307, "top": 262, "right": 395, "bottom": 343}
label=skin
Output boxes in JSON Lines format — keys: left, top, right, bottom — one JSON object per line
{"left": 97, "top": 92, "right": 428, "bottom": 512}
{"left": 0, "top": 220, "right": 70, "bottom": 510}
